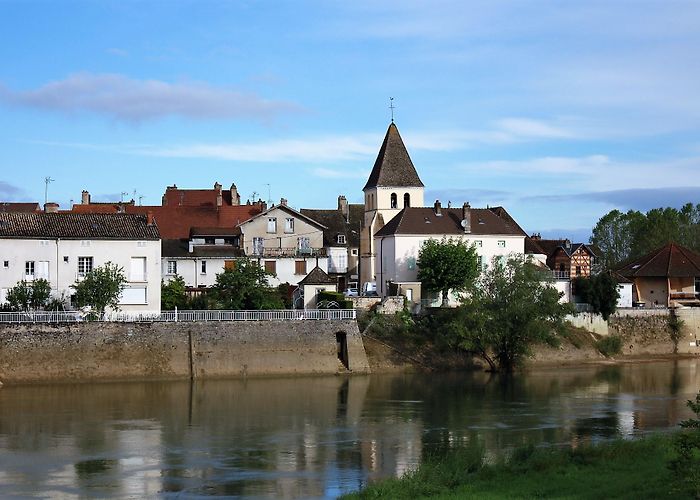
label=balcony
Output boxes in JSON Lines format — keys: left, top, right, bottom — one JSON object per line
{"left": 551, "top": 270, "right": 570, "bottom": 280}
{"left": 251, "top": 247, "right": 327, "bottom": 258}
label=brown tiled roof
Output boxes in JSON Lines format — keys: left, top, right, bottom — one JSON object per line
{"left": 525, "top": 238, "right": 597, "bottom": 258}
{"left": 162, "top": 239, "right": 244, "bottom": 258}
{"left": 298, "top": 266, "right": 336, "bottom": 285}
{"left": 0, "top": 213, "right": 160, "bottom": 239}
{"left": 300, "top": 204, "right": 363, "bottom": 247}
{"left": 363, "top": 123, "right": 424, "bottom": 190}
{"left": 617, "top": 242, "right": 700, "bottom": 278}
{"left": 525, "top": 236, "right": 546, "bottom": 254}
{"left": 72, "top": 203, "right": 262, "bottom": 239}
{"left": 375, "top": 206, "right": 527, "bottom": 237}
{"left": 190, "top": 226, "right": 240, "bottom": 237}
{"left": 0, "top": 202, "right": 41, "bottom": 213}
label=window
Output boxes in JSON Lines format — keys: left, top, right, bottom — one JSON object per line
{"left": 3, "top": 260, "right": 8, "bottom": 268}
{"left": 407, "top": 257, "right": 416, "bottom": 270}
{"left": 474, "top": 240, "right": 483, "bottom": 247}
{"left": 351, "top": 249, "right": 358, "bottom": 256}
{"left": 167, "top": 260, "right": 177, "bottom": 275}
{"left": 224, "top": 260, "right": 236, "bottom": 271}
{"left": 297, "top": 237, "right": 310, "bottom": 253}
{"left": 78, "top": 257, "right": 93, "bottom": 276}
{"left": 25, "top": 261, "right": 35, "bottom": 278}
{"left": 497, "top": 240, "right": 506, "bottom": 248}
{"left": 119, "top": 286, "right": 147, "bottom": 305}
{"left": 295, "top": 260, "right": 307, "bottom": 275}
{"left": 63, "top": 256, "right": 69, "bottom": 263}
{"left": 337, "top": 234, "right": 346, "bottom": 244}
{"left": 285, "top": 218, "right": 294, "bottom": 233}
{"left": 80, "top": 240, "right": 90, "bottom": 247}
{"left": 264, "top": 260, "right": 277, "bottom": 274}
{"left": 404, "top": 193, "right": 410, "bottom": 208}
{"left": 559, "top": 263, "right": 565, "bottom": 273}
{"left": 201, "top": 260, "right": 207, "bottom": 274}
{"left": 390, "top": 193, "right": 397, "bottom": 209}
{"left": 130, "top": 257, "right": 146, "bottom": 281}
{"left": 252, "top": 237, "right": 264, "bottom": 255}
{"left": 267, "top": 217, "right": 277, "bottom": 233}
{"left": 36, "top": 261, "right": 50, "bottom": 280}
{"left": 576, "top": 266, "right": 582, "bottom": 276}
{"left": 477, "top": 255, "right": 483, "bottom": 269}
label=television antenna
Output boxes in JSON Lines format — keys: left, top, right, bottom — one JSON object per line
{"left": 120, "top": 191, "right": 129, "bottom": 202}
{"left": 265, "top": 183, "right": 272, "bottom": 205}
{"left": 44, "top": 177, "right": 54, "bottom": 205}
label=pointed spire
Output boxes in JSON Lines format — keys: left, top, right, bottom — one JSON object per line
{"left": 363, "top": 122, "right": 424, "bottom": 191}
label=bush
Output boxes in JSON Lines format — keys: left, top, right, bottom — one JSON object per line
{"left": 668, "top": 312, "right": 685, "bottom": 354}
{"left": 317, "top": 290, "right": 352, "bottom": 309}
{"left": 596, "top": 335, "right": 622, "bottom": 356}
{"left": 669, "top": 392, "right": 700, "bottom": 497}
{"left": 6, "top": 279, "right": 52, "bottom": 311}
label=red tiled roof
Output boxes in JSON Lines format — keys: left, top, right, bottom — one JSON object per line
{"left": 0, "top": 212, "right": 159, "bottom": 239}
{"left": 617, "top": 242, "right": 700, "bottom": 278}
{"left": 0, "top": 202, "right": 41, "bottom": 213}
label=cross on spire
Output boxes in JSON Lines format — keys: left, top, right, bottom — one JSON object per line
{"left": 389, "top": 97, "right": 395, "bottom": 123}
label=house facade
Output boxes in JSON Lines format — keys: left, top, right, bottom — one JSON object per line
{"left": 617, "top": 242, "right": 700, "bottom": 308}
{"left": 0, "top": 212, "right": 161, "bottom": 312}
{"left": 374, "top": 201, "right": 527, "bottom": 307}
{"left": 526, "top": 236, "right": 599, "bottom": 280}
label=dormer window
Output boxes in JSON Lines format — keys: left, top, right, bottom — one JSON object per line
{"left": 337, "top": 234, "right": 346, "bottom": 245}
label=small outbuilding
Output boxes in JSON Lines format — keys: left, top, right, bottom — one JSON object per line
{"left": 617, "top": 242, "right": 700, "bottom": 308}
{"left": 297, "top": 266, "right": 337, "bottom": 309}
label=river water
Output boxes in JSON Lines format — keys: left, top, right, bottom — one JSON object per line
{"left": 0, "top": 359, "right": 698, "bottom": 499}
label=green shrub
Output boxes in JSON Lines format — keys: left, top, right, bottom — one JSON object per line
{"left": 668, "top": 312, "right": 685, "bottom": 354}
{"left": 596, "top": 335, "right": 622, "bottom": 356}
{"left": 669, "top": 392, "right": 700, "bottom": 497}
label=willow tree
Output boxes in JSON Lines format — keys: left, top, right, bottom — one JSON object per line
{"left": 417, "top": 238, "right": 479, "bottom": 306}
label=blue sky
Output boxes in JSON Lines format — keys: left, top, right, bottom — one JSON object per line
{"left": 2, "top": 0, "right": 700, "bottom": 241}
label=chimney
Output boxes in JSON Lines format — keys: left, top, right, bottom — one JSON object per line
{"left": 44, "top": 202, "right": 59, "bottom": 213}
{"left": 280, "top": 197, "right": 288, "bottom": 206}
{"left": 146, "top": 211, "right": 154, "bottom": 225}
{"left": 259, "top": 199, "right": 267, "bottom": 211}
{"left": 216, "top": 191, "right": 223, "bottom": 207}
{"left": 81, "top": 190, "right": 90, "bottom": 205}
{"left": 230, "top": 183, "right": 240, "bottom": 206}
{"left": 338, "top": 195, "right": 349, "bottom": 221}
{"left": 462, "top": 202, "right": 471, "bottom": 233}
{"left": 214, "top": 182, "right": 222, "bottom": 191}
{"left": 434, "top": 200, "right": 442, "bottom": 216}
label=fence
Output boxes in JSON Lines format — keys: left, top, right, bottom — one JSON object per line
{"left": 0, "top": 309, "right": 356, "bottom": 324}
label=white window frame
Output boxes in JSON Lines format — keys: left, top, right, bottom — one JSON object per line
{"left": 284, "top": 218, "right": 294, "bottom": 233}
{"left": 78, "top": 257, "right": 93, "bottom": 277}
{"left": 337, "top": 234, "right": 346, "bottom": 244}
{"left": 297, "top": 237, "right": 310, "bottom": 253}
{"left": 25, "top": 260, "right": 35, "bottom": 279}
{"left": 267, "top": 217, "right": 277, "bottom": 233}
{"left": 497, "top": 240, "right": 506, "bottom": 248}
{"left": 474, "top": 240, "right": 483, "bottom": 247}
{"left": 252, "top": 237, "right": 264, "bottom": 256}
{"left": 167, "top": 260, "right": 178, "bottom": 275}
{"left": 201, "top": 260, "right": 207, "bottom": 274}
{"left": 36, "top": 261, "right": 50, "bottom": 280}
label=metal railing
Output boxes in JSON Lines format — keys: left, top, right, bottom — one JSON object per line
{"left": 251, "top": 247, "right": 327, "bottom": 258}
{"left": 0, "top": 309, "right": 356, "bottom": 324}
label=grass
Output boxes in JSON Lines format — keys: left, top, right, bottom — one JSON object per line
{"left": 341, "top": 434, "right": 694, "bottom": 499}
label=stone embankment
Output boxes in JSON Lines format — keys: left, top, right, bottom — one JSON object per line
{"left": 0, "top": 320, "right": 370, "bottom": 385}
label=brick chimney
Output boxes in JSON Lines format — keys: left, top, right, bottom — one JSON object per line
{"left": 146, "top": 210, "right": 154, "bottom": 225}
{"left": 81, "top": 190, "right": 90, "bottom": 205}
{"left": 338, "top": 195, "right": 349, "bottom": 221}
{"left": 462, "top": 202, "right": 471, "bottom": 234}
{"left": 215, "top": 182, "right": 223, "bottom": 207}
{"left": 44, "top": 202, "right": 59, "bottom": 213}
{"left": 230, "top": 183, "right": 240, "bottom": 206}
{"left": 434, "top": 200, "right": 442, "bottom": 216}
{"left": 280, "top": 198, "right": 288, "bottom": 206}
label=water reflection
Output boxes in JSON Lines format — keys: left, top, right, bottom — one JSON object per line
{"left": 0, "top": 360, "right": 697, "bottom": 498}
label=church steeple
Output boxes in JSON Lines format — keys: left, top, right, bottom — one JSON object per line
{"left": 363, "top": 123, "right": 424, "bottom": 191}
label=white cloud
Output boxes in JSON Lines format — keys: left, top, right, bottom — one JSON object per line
{"left": 0, "top": 73, "right": 301, "bottom": 123}
{"left": 311, "top": 167, "right": 370, "bottom": 179}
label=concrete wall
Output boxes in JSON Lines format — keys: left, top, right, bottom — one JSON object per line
{"left": 0, "top": 320, "right": 370, "bottom": 384}
{"left": 568, "top": 312, "right": 610, "bottom": 336}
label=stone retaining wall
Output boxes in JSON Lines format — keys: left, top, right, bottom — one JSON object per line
{"left": 0, "top": 320, "right": 370, "bottom": 385}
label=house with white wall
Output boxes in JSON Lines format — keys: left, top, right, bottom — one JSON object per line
{"left": 0, "top": 212, "right": 161, "bottom": 313}
{"left": 237, "top": 201, "right": 329, "bottom": 287}
{"left": 374, "top": 200, "right": 527, "bottom": 307}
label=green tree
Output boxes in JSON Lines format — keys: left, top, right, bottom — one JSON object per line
{"left": 572, "top": 273, "right": 619, "bottom": 320}
{"left": 417, "top": 237, "right": 479, "bottom": 306}
{"left": 6, "top": 279, "right": 52, "bottom": 311}
{"left": 71, "top": 262, "right": 127, "bottom": 316}
{"left": 213, "top": 258, "right": 283, "bottom": 310}
{"left": 161, "top": 275, "right": 188, "bottom": 310}
{"left": 451, "top": 256, "right": 573, "bottom": 372}
{"left": 669, "top": 391, "right": 700, "bottom": 497}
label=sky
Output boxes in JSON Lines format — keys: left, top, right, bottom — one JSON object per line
{"left": 2, "top": 0, "right": 700, "bottom": 242}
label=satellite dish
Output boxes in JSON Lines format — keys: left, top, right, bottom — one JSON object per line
{"left": 460, "top": 219, "right": 468, "bottom": 228}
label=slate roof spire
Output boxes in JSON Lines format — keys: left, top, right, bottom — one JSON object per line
{"left": 363, "top": 122, "right": 424, "bottom": 191}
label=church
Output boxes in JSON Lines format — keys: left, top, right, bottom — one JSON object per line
{"left": 359, "top": 122, "right": 528, "bottom": 308}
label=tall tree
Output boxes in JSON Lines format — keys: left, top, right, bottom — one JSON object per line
{"left": 451, "top": 256, "right": 573, "bottom": 372}
{"left": 417, "top": 237, "right": 479, "bottom": 306}
{"left": 71, "top": 262, "right": 127, "bottom": 316}
{"left": 573, "top": 273, "right": 619, "bottom": 320}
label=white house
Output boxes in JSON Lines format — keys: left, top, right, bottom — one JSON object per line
{"left": 373, "top": 200, "right": 527, "bottom": 307}
{"left": 0, "top": 212, "right": 161, "bottom": 313}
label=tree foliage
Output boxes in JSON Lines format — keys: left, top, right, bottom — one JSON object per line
{"left": 6, "top": 279, "right": 52, "bottom": 311}
{"left": 213, "top": 258, "right": 283, "bottom": 310}
{"left": 572, "top": 273, "right": 619, "bottom": 320}
{"left": 669, "top": 391, "right": 700, "bottom": 497}
{"left": 448, "top": 256, "right": 574, "bottom": 372}
{"left": 71, "top": 262, "right": 127, "bottom": 316}
{"left": 591, "top": 203, "right": 700, "bottom": 269}
{"left": 417, "top": 237, "right": 479, "bottom": 306}
{"left": 161, "top": 275, "right": 188, "bottom": 310}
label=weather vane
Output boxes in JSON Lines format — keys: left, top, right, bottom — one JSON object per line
{"left": 389, "top": 97, "right": 395, "bottom": 123}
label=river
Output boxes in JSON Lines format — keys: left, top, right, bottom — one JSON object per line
{"left": 0, "top": 359, "right": 698, "bottom": 499}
